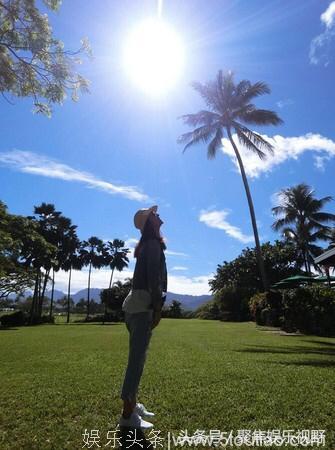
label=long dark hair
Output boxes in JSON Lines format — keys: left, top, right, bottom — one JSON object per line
{"left": 134, "top": 215, "right": 166, "bottom": 258}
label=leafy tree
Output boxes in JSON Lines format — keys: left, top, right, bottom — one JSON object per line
{"left": 0, "top": 0, "right": 91, "bottom": 116}
{"left": 100, "top": 278, "right": 132, "bottom": 324}
{"left": 272, "top": 183, "right": 335, "bottom": 273}
{"left": 74, "top": 297, "right": 86, "bottom": 313}
{"left": 0, "top": 201, "right": 55, "bottom": 315}
{"left": 168, "top": 300, "right": 182, "bottom": 318}
{"left": 0, "top": 201, "right": 35, "bottom": 297}
{"left": 209, "top": 240, "right": 304, "bottom": 293}
{"left": 178, "top": 70, "right": 283, "bottom": 291}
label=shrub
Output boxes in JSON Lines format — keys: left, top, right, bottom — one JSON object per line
{"left": 74, "top": 312, "right": 123, "bottom": 323}
{"left": 216, "top": 287, "right": 254, "bottom": 321}
{"left": 249, "top": 290, "right": 283, "bottom": 326}
{"left": 195, "top": 300, "right": 221, "bottom": 320}
{"left": 41, "top": 315, "right": 55, "bottom": 324}
{"left": 0, "top": 310, "right": 28, "bottom": 327}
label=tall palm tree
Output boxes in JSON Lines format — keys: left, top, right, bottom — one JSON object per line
{"left": 105, "top": 239, "right": 130, "bottom": 289}
{"left": 272, "top": 183, "right": 335, "bottom": 273}
{"left": 60, "top": 228, "right": 82, "bottom": 324}
{"left": 30, "top": 203, "right": 61, "bottom": 318}
{"left": 178, "top": 70, "right": 283, "bottom": 291}
{"left": 49, "top": 216, "right": 78, "bottom": 320}
{"left": 80, "top": 236, "right": 105, "bottom": 320}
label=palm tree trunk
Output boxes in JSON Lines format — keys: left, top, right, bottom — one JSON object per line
{"left": 30, "top": 272, "right": 39, "bottom": 325}
{"left": 302, "top": 249, "right": 309, "bottom": 274}
{"left": 49, "top": 268, "right": 55, "bottom": 320}
{"left": 109, "top": 267, "right": 115, "bottom": 289}
{"left": 39, "top": 268, "right": 50, "bottom": 318}
{"left": 67, "top": 267, "right": 72, "bottom": 324}
{"left": 227, "top": 128, "right": 269, "bottom": 291}
{"left": 325, "top": 266, "right": 331, "bottom": 287}
{"left": 86, "top": 262, "right": 92, "bottom": 320}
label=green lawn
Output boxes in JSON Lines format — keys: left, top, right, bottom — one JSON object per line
{"left": 0, "top": 319, "right": 334, "bottom": 449}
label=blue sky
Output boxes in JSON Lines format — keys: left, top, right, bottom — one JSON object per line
{"left": 1, "top": 0, "right": 335, "bottom": 295}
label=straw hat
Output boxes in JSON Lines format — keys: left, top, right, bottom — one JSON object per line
{"left": 133, "top": 205, "right": 158, "bottom": 232}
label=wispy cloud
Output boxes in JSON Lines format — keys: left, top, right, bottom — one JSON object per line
{"left": 165, "top": 250, "right": 189, "bottom": 257}
{"left": 199, "top": 209, "right": 254, "bottom": 244}
{"left": 276, "top": 98, "right": 294, "bottom": 109}
{"left": 310, "top": 1, "right": 335, "bottom": 66}
{"left": 0, "top": 150, "right": 151, "bottom": 202}
{"left": 221, "top": 133, "right": 335, "bottom": 178}
{"left": 171, "top": 266, "right": 188, "bottom": 271}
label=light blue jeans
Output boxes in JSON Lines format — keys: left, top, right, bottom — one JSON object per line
{"left": 120, "top": 310, "right": 153, "bottom": 402}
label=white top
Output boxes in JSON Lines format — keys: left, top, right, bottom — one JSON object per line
{"left": 122, "top": 289, "right": 152, "bottom": 313}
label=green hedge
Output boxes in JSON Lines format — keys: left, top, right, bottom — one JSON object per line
{"left": 282, "top": 286, "right": 335, "bottom": 336}
{"left": 249, "top": 286, "right": 335, "bottom": 336}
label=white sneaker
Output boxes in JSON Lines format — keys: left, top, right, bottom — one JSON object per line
{"left": 119, "top": 411, "right": 153, "bottom": 429}
{"left": 134, "top": 402, "right": 155, "bottom": 418}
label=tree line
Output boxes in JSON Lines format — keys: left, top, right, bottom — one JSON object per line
{"left": 0, "top": 201, "right": 130, "bottom": 324}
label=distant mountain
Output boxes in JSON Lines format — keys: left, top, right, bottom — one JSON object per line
{"left": 165, "top": 292, "right": 212, "bottom": 311}
{"left": 71, "top": 289, "right": 211, "bottom": 310}
{"left": 45, "top": 290, "right": 68, "bottom": 301}
{"left": 9, "top": 288, "right": 212, "bottom": 311}
{"left": 71, "top": 288, "right": 102, "bottom": 303}
{"left": 9, "top": 289, "right": 65, "bottom": 301}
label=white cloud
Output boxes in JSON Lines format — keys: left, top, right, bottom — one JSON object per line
{"left": 220, "top": 132, "right": 335, "bottom": 178}
{"left": 52, "top": 268, "right": 212, "bottom": 296}
{"left": 276, "top": 99, "right": 294, "bottom": 109}
{"left": 171, "top": 266, "right": 188, "bottom": 271}
{"left": 122, "top": 238, "right": 189, "bottom": 260}
{"left": 199, "top": 209, "right": 254, "bottom": 244}
{"left": 167, "top": 273, "right": 213, "bottom": 295}
{"left": 321, "top": 1, "right": 335, "bottom": 28}
{"left": 124, "top": 237, "right": 139, "bottom": 249}
{"left": 0, "top": 150, "right": 151, "bottom": 202}
{"left": 310, "top": 2, "right": 335, "bottom": 66}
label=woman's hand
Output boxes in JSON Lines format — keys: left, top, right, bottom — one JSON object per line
{"left": 151, "top": 310, "right": 161, "bottom": 329}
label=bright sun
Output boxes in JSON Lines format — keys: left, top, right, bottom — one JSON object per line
{"left": 123, "top": 18, "right": 184, "bottom": 97}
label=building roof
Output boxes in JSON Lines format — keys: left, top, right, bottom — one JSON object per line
{"left": 314, "top": 247, "right": 335, "bottom": 266}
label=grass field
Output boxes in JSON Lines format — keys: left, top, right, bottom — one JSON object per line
{"left": 0, "top": 318, "right": 334, "bottom": 449}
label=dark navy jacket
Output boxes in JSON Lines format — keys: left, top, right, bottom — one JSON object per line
{"left": 132, "top": 238, "right": 168, "bottom": 311}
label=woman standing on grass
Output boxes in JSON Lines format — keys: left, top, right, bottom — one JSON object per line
{"left": 119, "top": 205, "right": 167, "bottom": 429}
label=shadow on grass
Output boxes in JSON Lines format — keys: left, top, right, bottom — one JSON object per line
{"left": 54, "top": 322, "right": 123, "bottom": 326}
{"left": 0, "top": 323, "right": 124, "bottom": 329}
{"left": 269, "top": 359, "right": 335, "bottom": 367}
{"left": 236, "top": 343, "right": 335, "bottom": 367}
{"left": 0, "top": 327, "right": 19, "bottom": 331}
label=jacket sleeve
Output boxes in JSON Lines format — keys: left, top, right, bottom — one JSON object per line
{"left": 146, "top": 239, "right": 164, "bottom": 311}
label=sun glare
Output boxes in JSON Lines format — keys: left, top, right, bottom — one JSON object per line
{"left": 123, "top": 18, "right": 184, "bottom": 97}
